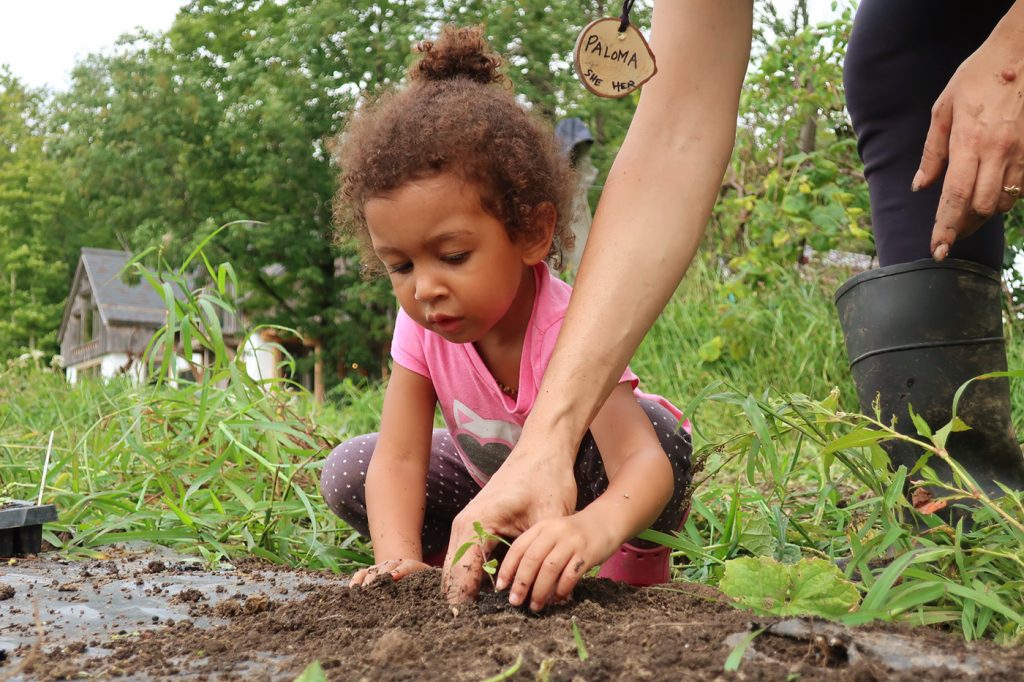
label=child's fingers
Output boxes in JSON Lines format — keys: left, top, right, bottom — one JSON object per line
{"left": 495, "top": 525, "right": 539, "bottom": 592}
{"left": 527, "top": 544, "right": 577, "bottom": 612}
{"left": 506, "top": 531, "right": 559, "bottom": 608}
{"left": 390, "top": 560, "right": 429, "bottom": 581}
{"left": 352, "top": 559, "right": 407, "bottom": 588}
{"left": 554, "top": 554, "right": 590, "bottom": 603}
{"left": 349, "top": 568, "right": 370, "bottom": 587}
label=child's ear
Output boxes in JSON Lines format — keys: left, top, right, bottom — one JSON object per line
{"left": 521, "top": 202, "right": 557, "bottom": 265}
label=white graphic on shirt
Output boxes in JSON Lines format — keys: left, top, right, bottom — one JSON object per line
{"left": 451, "top": 400, "right": 522, "bottom": 479}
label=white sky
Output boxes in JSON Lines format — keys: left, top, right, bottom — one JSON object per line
{"left": 0, "top": 0, "right": 189, "bottom": 90}
{"left": 0, "top": 1, "right": 841, "bottom": 92}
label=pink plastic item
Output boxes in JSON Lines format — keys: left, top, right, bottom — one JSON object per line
{"left": 597, "top": 542, "right": 671, "bottom": 586}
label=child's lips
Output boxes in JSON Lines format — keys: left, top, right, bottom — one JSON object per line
{"left": 427, "top": 314, "right": 463, "bottom": 333}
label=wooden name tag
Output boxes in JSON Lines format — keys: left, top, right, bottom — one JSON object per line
{"left": 573, "top": 17, "right": 657, "bottom": 99}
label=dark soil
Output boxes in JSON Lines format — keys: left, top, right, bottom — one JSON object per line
{"left": 8, "top": 564, "right": 1024, "bottom": 681}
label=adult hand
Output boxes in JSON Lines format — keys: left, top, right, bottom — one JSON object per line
{"left": 441, "top": 430, "right": 578, "bottom": 604}
{"left": 914, "top": 24, "right": 1024, "bottom": 260}
{"left": 495, "top": 511, "right": 618, "bottom": 612}
{"left": 349, "top": 558, "right": 431, "bottom": 587}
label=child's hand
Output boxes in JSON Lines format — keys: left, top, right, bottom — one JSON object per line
{"left": 495, "top": 512, "right": 619, "bottom": 612}
{"left": 349, "top": 558, "right": 431, "bottom": 588}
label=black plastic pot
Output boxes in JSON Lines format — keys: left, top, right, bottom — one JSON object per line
{"left": 834, "top": 258, "right": 1024, "bottom": 498}
{"left": 0, "top": 500, "right": 58, "bottom": 557}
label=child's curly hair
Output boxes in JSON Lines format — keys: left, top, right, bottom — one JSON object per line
{"left": 332, "top": 26, "right": 576, "bottom": 273}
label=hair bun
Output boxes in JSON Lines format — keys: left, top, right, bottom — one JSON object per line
{"left": 412, "top": 26, "right": 503, "bottom": 85}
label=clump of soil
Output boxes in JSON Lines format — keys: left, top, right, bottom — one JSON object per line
{"left": 212, "top": 593, "right": 273, "bottom": 617}
{"left": 169, "top": 588, "right": 207, "bottom": 605}
{"left": 0, "top": 584, "right": 14, "bottom": 600}
{"left": 31, "top": 569, "right": 1024, "bottom": 681}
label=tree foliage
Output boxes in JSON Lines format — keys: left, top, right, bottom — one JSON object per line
{"left": 3, "top": 0, "right": 962, "bottom": 381}
{"left": 711, "top": 3, "right": 872, "bottom": 288}
{"left": 0, "top": 69, "right": 67, "bottom": 360}
{"left": 41, "top": 0, "right": 652, "bottom": 382}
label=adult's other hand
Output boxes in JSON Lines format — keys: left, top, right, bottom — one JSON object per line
{"left": 915, "top": 10, "right": 1024, "bottom": 260}
{"left": 440, "top": 427, "right": 577, "bottom": 604}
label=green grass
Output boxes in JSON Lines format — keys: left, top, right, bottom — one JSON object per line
{"left": 1, "top": 251, "right": 1022, "bottom": 644}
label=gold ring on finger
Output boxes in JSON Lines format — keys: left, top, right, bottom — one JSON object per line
{"left": 1003, "top": 184, "right": 1021, "bottom": 199}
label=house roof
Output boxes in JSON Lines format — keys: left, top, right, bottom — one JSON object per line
{"left": 58, "top": 248, "right": 176, "bottom": 343}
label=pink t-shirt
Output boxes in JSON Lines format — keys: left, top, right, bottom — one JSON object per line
{"left": 391, "top": 263, "right": 683, "bottom": 486}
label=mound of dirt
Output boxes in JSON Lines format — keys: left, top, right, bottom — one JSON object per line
{"left": 12, "top": 567, "right": 1023, "bottom": 681}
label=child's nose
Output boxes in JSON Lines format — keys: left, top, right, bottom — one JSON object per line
{"left": 413, "top": 271, "right": 446, "bottom": 302}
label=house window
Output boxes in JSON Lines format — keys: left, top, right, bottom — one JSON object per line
{"left": 79, "top": 293, "right": 100, "bottom": 345}
{"left": 81, "top": 298, "right": 93, "bottom": 343}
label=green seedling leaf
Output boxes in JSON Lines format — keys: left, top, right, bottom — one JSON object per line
{"left": 483, "top": 558, "right": 498, "bottom": 575}
{"left": 907, "top": 404, "right": 932, "bottom": 439}
{"left": 723, "top": 627, "right": 764, "bottom": 672}
{"left": 293, "top": 660, "right": 327, "bottom": 682}
{"left": 720, "top": 556, "right": 860, "bottom": 618}
{"left": 571, "top": 617, "right": 589, "bottom": 662}
{"left": 482, "top": 653, "right": 523, "bottom": 682}
{"left": 450, "top": 540, "right": 474, "bottom": 567}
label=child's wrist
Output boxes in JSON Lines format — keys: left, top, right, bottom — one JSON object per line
{"left": 575, "top": 505, "right": 631, "bottom": 552}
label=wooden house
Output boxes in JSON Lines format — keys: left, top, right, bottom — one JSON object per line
{"left": 57, "top": 248, "right": 323, "bottom": 400}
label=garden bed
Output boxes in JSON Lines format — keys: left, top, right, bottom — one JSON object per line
{"left": 3, "top": 546, "right": 1023, "bottom": 681}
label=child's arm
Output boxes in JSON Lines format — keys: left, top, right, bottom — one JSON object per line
{"left": 349, "top": 364, "right": 437, "bottom": 587}
{"left": 495, "top": 382, "right": 674, "bottom": 610}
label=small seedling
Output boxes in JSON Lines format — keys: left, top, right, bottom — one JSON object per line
{"left": 481, "top": 653, "right": 523, "bottom": 682}
{"left": 450, "top": 521, "right": 511, "bottom": 589}
{"left": 571, "top": 617, "right": 589, "bottom": 662}
{"left": 723, "top": 628, "right": 764, "bottom": 672}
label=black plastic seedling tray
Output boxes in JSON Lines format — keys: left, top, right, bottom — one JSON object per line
{"left": 0, "top": 500, "right": 58, "bottom": 557}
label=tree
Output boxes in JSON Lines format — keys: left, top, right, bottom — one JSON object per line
{"left": 0, "top": 69, "right": 67, "bottom": 361}
{"left": 710, "top": 4, "right": 872, "bottom": 284}
{"left": 48, "top": 1, "right": 432, "bottom": 379}
{"left": 45, "top": 0, "right": 650, "bottom": 382}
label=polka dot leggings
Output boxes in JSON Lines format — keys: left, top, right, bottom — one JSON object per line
{"left": 319, "top": 399, "right": 692, "bottom": 559}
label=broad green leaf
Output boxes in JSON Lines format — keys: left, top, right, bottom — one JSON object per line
{"left": 720, "top": 556, "right": 860, "bottom": 618}
{"left": 738, "top": 516, "right": 776, "bottom": 556}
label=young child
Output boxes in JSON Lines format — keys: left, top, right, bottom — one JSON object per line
{"left": 321, "top": 26, "right": 691, "bottom": 603}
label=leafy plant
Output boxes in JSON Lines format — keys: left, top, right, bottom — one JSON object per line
{"left": 0, "top": 235, "right": 373, "bottom": 571}
{"left": 719, "top": 556, "right": 860, "bottom": 618}
{"left": 451, "top": 521, "right": 512, "bottom": 588}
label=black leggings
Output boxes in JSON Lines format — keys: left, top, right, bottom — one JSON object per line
{"left": 844, "top": 0, "right": 1013, "bottom": 270}
{"left": 320, "top": 399, "right": 692, "bottom": 559}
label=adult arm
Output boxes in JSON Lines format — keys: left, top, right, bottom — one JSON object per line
{"left": 442, "top": 0, "right": 753, "bottom": 603}
{"left": 919, "top": 2, "right": 1024, "bottom": 259}
{"left": 349, "top": 364, "right": 436, "bottom": 587}
{"left": 495, "top": 383, "right": 675, "bottom": 611}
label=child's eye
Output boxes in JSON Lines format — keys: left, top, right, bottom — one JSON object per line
{"left": 388, "top": 262, "right": 412, "bottom": 274}
{"left": 442, "top": 252, "right": 469, "bottom": 264}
